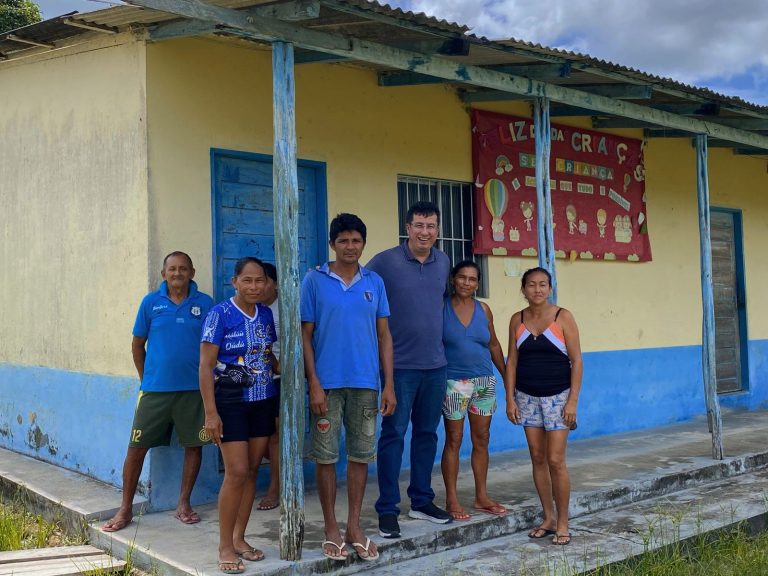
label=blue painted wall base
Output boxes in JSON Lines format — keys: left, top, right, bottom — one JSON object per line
{"left": 2, "top": 339, "right": 766, "bottom": 506}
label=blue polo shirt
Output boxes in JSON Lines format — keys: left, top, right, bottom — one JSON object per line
{"left": 300, "top": 263, "right": 390, "bottom": 390}
{"left": 133, "top": 280, "right": 214, "bottom": 392}
{"left": 366, "top": 243, "right": 450, "bottom": 370}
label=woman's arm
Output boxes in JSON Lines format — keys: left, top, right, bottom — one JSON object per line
{"left": 558, "top": 308, "right": 583, "bottom": 428}
{"left": 504, "top": 311, "right": 522, "bottom": 424}
{"left": 199, "top": 341, "right": 222, "bottom": 445}
{"left": 480, "top": 301, "right": 506, "bottom": 376}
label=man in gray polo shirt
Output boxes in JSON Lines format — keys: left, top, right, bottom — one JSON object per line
{"left": 367, "top": 201, "right": 452, "bottom": 538}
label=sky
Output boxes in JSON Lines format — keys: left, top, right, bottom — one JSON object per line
{"left": 38, "top": 0, "right": 768, "bottom": 106}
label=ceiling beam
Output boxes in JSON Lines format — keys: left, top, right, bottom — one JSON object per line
{"left": 150, "top": 0, "right": 320, "bottom": 41}
{"left": 294, "top": 50, "right": 347, "bottom": 64}
{"left": 4, "top": 34, "right": 55, "bottom": 49}
{"left": 124, "top": 0, "right": 768, "bottom": 150}
{"left": 63, "top": 18, "right": 118, "bottom": 34}
{"left": 645, "top": 129, "right": 694, "bottom": 138}
{"left": 563, "top": 83, "right": 652, "bottom": 99}
{"left": 379, "top": 62, "right": 568, "bottom": 87}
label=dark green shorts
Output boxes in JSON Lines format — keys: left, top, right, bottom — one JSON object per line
{"left": 129, "top": 391, "right": 210, "bottom": 448}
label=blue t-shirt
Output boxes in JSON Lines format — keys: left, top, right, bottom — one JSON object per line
{"left": 201, "top": 298, "right": 277, "bottom": 403}
{"left": 443, "top": 298, "right": 495, "bottom": 379}
{"left": 366, "top": 243, "right": 450, "bottom": 370}
{"left": 300, "top": 263, "right": 390, "bottom": 390}
{"left": 132, "top": 280, "right": 213, "bottom": 392}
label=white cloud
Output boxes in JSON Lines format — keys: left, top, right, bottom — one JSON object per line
{"left": 398, "top": 0, "right": 768, "bottom": 104}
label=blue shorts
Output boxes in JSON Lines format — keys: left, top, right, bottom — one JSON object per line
{"left": 218, "top": 396, "right": 277, "bottom": 443}
{"left": 515, "top": 389, "right": 571, "bottom": 431}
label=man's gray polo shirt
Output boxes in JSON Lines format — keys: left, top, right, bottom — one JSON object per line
{"left": 367, "top": 242, "right": 450, "bottom": 370}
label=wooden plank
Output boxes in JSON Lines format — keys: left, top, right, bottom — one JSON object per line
{"left": 695, "top": 134, "right": 724, "bottom": 459}
{"left": 122, "top": 0, "right": 768, "bottom": 151}
{"left": 0, "top": 546, "right": 100, "bottom": 564}
{"left": 272, "top": 40, "right": 306, "bottom": 561}
{"left": 0, "top": 556, "right": 125, "bottom": 575}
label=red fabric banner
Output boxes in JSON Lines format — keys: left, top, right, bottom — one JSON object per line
{"left": 471, "top": 110, "right": 651, "bottom": 262}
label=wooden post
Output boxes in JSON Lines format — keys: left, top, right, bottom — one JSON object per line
{"left": 534, "top": 97, "right": 558, "bottom": 302}
{"left": 695, "top": 134, "right": 724, "bottom": 460}
{"left": 272, "top": 40, "right": 306, "bottom": 559}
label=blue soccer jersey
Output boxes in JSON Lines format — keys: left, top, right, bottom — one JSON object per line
{"left": 201, "top": 298, "right": 277, "bottom": 402}
{"left": 133, "top": 280, "right": 214, "bottom": 392}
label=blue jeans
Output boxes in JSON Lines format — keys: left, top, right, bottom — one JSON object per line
{"left": 375, "top": 367, "right": 447, "bottom": 516}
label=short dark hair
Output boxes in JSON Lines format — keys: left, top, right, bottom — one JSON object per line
{"left": 163, "top": 251, "right": 193, "bottom": 268}
{"left": 406, "top": 201, "right": 440, "bottom": 224}
{"left": 451, "top": 259, "right": 481, "bottom": 281}
{"left": 521, "top": 266, "right": 552, "bottom": 289}
{"left": 329, "top": 213, "right": 367, "bottom": 243}
{"left": 262, "top": 262, "right": 277, "bottom": 283}
{"left": 234, "top": 256, "right": 265, "bottom": 277}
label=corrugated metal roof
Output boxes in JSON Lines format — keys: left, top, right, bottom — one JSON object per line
{"left": 2, "top": 0, "right": 766, "bottom": 118}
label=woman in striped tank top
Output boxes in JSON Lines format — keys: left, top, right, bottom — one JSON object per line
{"left": 504, "top": 267, "right": 583, "bottom": 546}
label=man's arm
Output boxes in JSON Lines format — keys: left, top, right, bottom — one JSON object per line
{"left": 131, "top": 336, "right": 148, "bottom": 381}
{"left": 301, "top": 321, "right": 327, "bottom": 415}
{"left": 376, "top": 317, "right": 396, "bottom": 416}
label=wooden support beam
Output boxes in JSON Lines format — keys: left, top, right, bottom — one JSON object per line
{"left": 294, "top": 50, "right": 347, "bottom": 64}
{"left": 652, "top": 102, "right": 720, "bottom": 116}
{"left": 694, "top": 134, "right": 724, "bottom": 460}
{"left": 4, "top": 34, "right": 54, "bottom": 49}
{"left": 549, "top": 104, "right": 601, "bottom": 117}
{"left": 379, "top": 62, "right": 569, "bottom": 87}
{"left": 645, "top": 128, "right": 695, "bottom": 138}
{"left": 151, "top": 1, "right": 320, "bottom": 40}
{"left": 566, "top": 83, "right": 652, "bottom": 99}
{"left": 63, "top": 18, "right": 118, "bottom": 34}
{"left": 389, "top": 37, "right": 470, "bottom": 56}
{"left": 122, "top": 0, "right": 768, "bottom": 150}
{"left": 734, "top": 148, "right": 768, "bottom": 155}
{"left": 272, "top": 40, "right": 306, "bottom": 560}
{"left": 534, "top": 97, "right": 557, "bottom": 301}
{"left": 461, "top": 89, "right": 530, "bottom": 103}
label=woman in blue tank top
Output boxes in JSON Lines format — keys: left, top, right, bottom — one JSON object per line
{"left": 441, "top": 261, "right": 507, "bottom": 520}
{"left": 504, "top": 267, "right": 583, "bottom": 546}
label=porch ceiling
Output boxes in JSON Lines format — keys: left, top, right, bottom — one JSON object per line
{"left": 3, "top": 0, "right": 768, "bottom": 154}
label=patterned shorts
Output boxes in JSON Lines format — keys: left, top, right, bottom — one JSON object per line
{"left": 442, "top": 375, "right": 497, "bottom": 420}
{"left": 515, "top": 388, "right": 571, "bottom": 431}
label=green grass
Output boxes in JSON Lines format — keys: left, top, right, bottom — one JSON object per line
{"left": 0, "top": 499, "right": 81, "bottom": 551}
{"left": 590, "top": 524, "right": 768, "bottom": 576}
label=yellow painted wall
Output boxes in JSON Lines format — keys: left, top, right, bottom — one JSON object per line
{"left": 0, "top": 34, "right": 149, "bottom": 376}
{"left": 146, "top": 38, "right": 768, "bottom": 353}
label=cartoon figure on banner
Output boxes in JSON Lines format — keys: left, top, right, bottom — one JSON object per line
{"left": 623, "top": 173, "right": 631, "bottom": 193}
{"left": 638, "top": 212, "right": 648, "bottom": 235}
{"left": 578, "top": 220, "right": 587, "bottom": 235}
{"left": 484, "top": 178, "right": 509, "bottom": 241}
{"left": 596, "top": 209, "right": 607, "bottom": 238}
{"left": 520, "top": 201, "right": 534, "bottom": 232}
{"left": 509, "top": 227, "right": 520, "bottom": 242}
{"left": 614, "top": 214, "right": 632, "bottom": 243}
{"left": 566, "top": 204, "right": 577, "bottom": 235}
{"left": 495, "top": 155, "right": 513, "bottom": 175}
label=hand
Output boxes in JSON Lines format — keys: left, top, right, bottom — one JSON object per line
{"left": 205, "top": 412, "right": 223, "bottom": 446}
{"left": 380, "top": 384, "right": 396, "bottom": 417}
{"left": 562, "top": 401, "right": 577, "bottom": 429}
{"left": 506, "top": 399, "right": 520, "bottom": 424}
{"left": 309, "top": 381, "right": 327, "bottom": 415}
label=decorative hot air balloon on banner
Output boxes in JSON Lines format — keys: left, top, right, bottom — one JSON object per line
{"left": 484, "top": 178, "right": 508, "bottom": 241}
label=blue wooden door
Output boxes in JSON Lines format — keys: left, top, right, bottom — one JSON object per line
{"left": 212, "top": 149, "right": 327, "bottom": 301}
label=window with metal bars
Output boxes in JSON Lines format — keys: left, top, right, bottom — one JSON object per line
{"left": 397, "top": 175, "right": 488, "bottom": 297}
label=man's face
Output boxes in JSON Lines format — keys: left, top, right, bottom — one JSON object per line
{"left": 161, "top": 255, "right": 194, "bottom": 289}
{"left": 260, "top": 276, "right": 277, "bottom": 304}
{"left": 406, "top": 213, "right": 439, "bottom": 253}
{"left": 330, "top": 230, "right": 365, "bottom": 266}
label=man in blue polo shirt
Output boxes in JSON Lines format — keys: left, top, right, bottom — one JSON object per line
{"left": 301, "top": 213, "right": 395, "bottom": 562}
{"left": 102, "top": 251, "right": 214, "bottom": 532}
{"left": 368, "top": 201, "right": 452, "bottom": 538}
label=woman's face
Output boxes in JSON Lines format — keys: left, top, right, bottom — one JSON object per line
{"left": 522, "top": 271, "right": 551, "bottom": 304}
{"left": 232, "top": 262, "right": 266, "bottom": 305}
{"left": 451, "top": 266, "right": 479, "bottom": 298}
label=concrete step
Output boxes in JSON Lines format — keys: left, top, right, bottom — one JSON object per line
{"left": 360, "top": 468, "right": 768, "bottom": 575}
